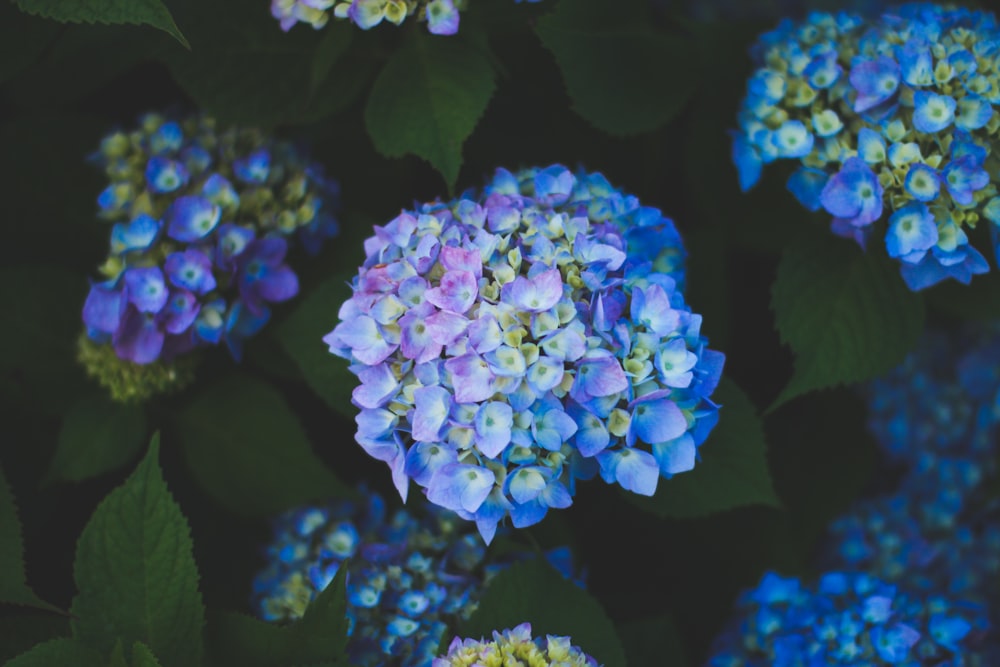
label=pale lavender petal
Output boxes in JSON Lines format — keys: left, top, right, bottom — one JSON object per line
{"left": 425, "top": 270, "right": 478, "bottom": 313}
{"left": 427, "top": 463, "right": 495, "bottom": 513}
{"left": 352, "top": 363, "right": 400, "bottom": 409}
{"left": 444, "top": 352, "right": 494, "bottom": 403}
{"left": 474, "top": 401, "right": 513, "bottom": 458}
{"left": 412, "top": 385, "right": 452, "bottom": 441}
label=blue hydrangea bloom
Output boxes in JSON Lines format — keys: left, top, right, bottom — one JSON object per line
{"left": 433, "top": 622, "right": 599, "bottom": 667}
{"left": 733, "top": 3, "right": 1000, "bottom": 290}
{"left": 80, "top": 112, "right": 340, "bottom": 396}
{"left": 272, "top": 0, "right": 543, "bottom": 35}
{"left": 864, "top": 326, "right": 1000, "bottom": 469}
{"left": 324, "top": 165, "right": 723, "bottom": 543}
{"left": 706, "top": 571, "right": 994, "bottom": 666}
{"left": 252, "top": 489, "right": 580, "bottom": 667}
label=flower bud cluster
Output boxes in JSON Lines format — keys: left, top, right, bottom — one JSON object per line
{"left": 324, "top": 165, "right": 723, "bottom": 542}
{"left": 80, "top": 112, "right": 339, "bottom": 401}
{"left": 433, "top": 622, "right": 599, "bottom": 667}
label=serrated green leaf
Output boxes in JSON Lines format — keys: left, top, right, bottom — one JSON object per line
{"left": 161, "top": 0, "right": 370, "bottom": 128}
{"left": 109, "top": 639, "right": 129, "bottom": 667}
{"left": 46, "top": 396, "right": 147, "bottom": 484}
{"left": 0, "top": 466, "right": 60, "bottom": 612}
{"left": 624, "top": 378, "right": 780, "bottom": 518}
{"left": 131, "top": 641, "right": 163, "bottom": 667}
{"left": 770, "top": 230, "right": 925, "bottom": 410}
{"left": 70, "top": 435, "right": 205, "bottom": 667}
{"left": 13, "top": 0, "right": 188, "bottom": 48}
{"left": 461, "top": 559, "right": 627, "bottom": 667}
{"left": 175, "top": 375, "right": 351, "bottom": 516}
{"left": 535, "top": 0, "right": 695, "bottom": 136}
{"left": 4, "top": 638, "right": 104, "bottom": 667}
{"left": 364, "top": 30, "right": 496, "bottom": 191}
{"left": 275, "top": 273, "right": 357, "bottom": 418}
{"left": 0, "top": 614, "right": 70, "bottom": 663}
{"left": 618, "top": 615, "right": 687, "bottom": 667}
{"left": 207, "top": 566, "right": 348, "bottom": 667}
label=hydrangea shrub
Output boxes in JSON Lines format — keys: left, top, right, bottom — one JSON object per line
{"left": 79, "top": 112, "right": 340, "bottom": 401}
{"left": 324, "top": 164, "right": 724, "bottom": 542}
{"left": 733, "top": 3, "right": 1000, "bottom": 290}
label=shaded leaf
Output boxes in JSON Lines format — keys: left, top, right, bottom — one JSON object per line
{"left": 275, "top": 273, "right": 357, "bottom": 418}
{"left": 162, "top": 0, "right": 370, "bottom": 128}
{"left": 207, "top": 566, "right": 348, "bottom": 667}
{"left": 13, "top": 0, "right": 188, "bottom": 48}
{"left": 175, "top": 375, "right": 351, "bottom": 516}
{"left": 0, "top": 466, "right": 60, "bottom": 612}
{"left": 625, "top": 378, "right": 780, "bottom": 518}
{"left": 461, "top": 559, "right": 628, "bottom": 667}
{"left": 46, "top": 396, "right": 147, "bottom": 484}
{"left": 132, "top": 641, "right": 163, "bottom": 667}
{"left": 71, "top": 436, "right": 205, "bottom": 666}
{"left": 4, "top": 638, "right": 103, "bottom": 667}
{"left": 364, "top": 30, "right": 496, "bottom": 191}
{"left": 770, "top": 230, "right": 925, "bottom": 409}
{"left": 0, "top": 614, "right": 70, "bottom": 663}
{"left": 535, "top": 0, "right": 695, "bottom": 136}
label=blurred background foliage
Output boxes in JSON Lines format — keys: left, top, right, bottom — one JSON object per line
{"left": 2, "top": 0, "right": 996, "bottom": 665}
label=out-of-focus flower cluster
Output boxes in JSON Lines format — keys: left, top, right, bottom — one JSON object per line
{"left": 252, "top": 489, "right": 579, "bottom": 667}
{"left": 80, "top": 112, "right": 339, "bottom": 402}
{"left": 271, "top": 0, "right": 541, "bottom": 36}
{"left": 733, "top": 3, "right": 1000, "bottom": 290}
{"left": 707, "top": 571, "right": 994, "bottom": 666}
{"left": 324, "top": 164, "right": 724, "bottom": 543}
{"left": 707, "top": 322, "right": 1000, "bottom": 666}
{"left": 825, "top": 324, "right": 1000, "bottom": 602}
{"left": 433, "top": 622, "right": 599, "bottom": 667}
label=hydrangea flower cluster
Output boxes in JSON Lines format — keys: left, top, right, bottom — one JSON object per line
{"left": 324, "top": 164, "right": 723, "bottom": 543}
{"left": 80, "top": 112, "right": 339, "bottom": 401}
{"left": 271, "top": 0, "right": 541, "bottom": 36}
{"left": 433, "top": 623, "right": 599, "bottom": 667}
{"left": 824, "top": 323, "right": 1000, "bottom": 603}
{"left": 733, "top": 3, "right": 1000, "bottom": 290}
{"left": 252, "top": 490, "right": 577, "bottom": 667}
{"left": 707, "top": 571, "right": 994, "bottom": 666}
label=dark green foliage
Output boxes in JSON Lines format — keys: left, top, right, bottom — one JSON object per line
{"left": 47, "top": 396, "right": 147, "bottom": 484}
{"left": 0, "top": 467, "right": 60, "bottom": 612}
{"left": 174, "top": 376, "right": 353, "bottom": 516}
{"left": 13, "top": 0, "right": 188, "bottom": 48}
{"left": 70, "top": 437, "right": 205, "bottom": 666}
{"left": 771, "top": 228, "right": 926, "bottom": 410}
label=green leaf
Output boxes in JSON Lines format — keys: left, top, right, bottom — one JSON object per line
{"left": 5, "top": 638, "right": 104, "bottom": 667}
{"left": 162, "top": 0, "right": 370, "bottom": 128}
{"left": 131, "top": 641, "right": 163, "bottom": 667}
{"left": 0, "top": 613, "right": 70, "bottom": 663}
{"left": 460, "top": 559, "right": 627, "bottom": 667}
{"left": 13, "top": 0, "right": 189, "bottom": 48}
{"left": 364, "top": 30, "right": 496, "bottom": 191}
{"left": 624, "top": 378, "right": 780, "bottom": 518}
{"left": 109, "top": 639, "right": 129, "bottom": 667}
{"left": 175, "top": 375, "right": 351, "bottom": 516}
{"left": 275, "top": 273, "right": 357, "bottom": 418}
{"left": 70, "top": 435, "right": 205, "bottom": 667}
{"left": 46, "top": 396, "right": 147, "bottom": 484}
{"left": 770, "top": 230, "right": 925, "bottom": 410}
{"left": 0, "top": 466, "right": 60, "bottom": 612}
{"left": 207, "top": 566, "right": 348, "bottom": 667}
{"left": 535, "top": 0, "right": 696, "bottom": 136}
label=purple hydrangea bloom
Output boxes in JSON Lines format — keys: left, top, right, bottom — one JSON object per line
{"left": 80, "top": 112, "right": 340, "bottom": 397}
{"left": 252, "top": 488, "right": 582, "bottom": 667}
{"left": 733, "top": 3, "right": 1000, "bottom": 290}
{"left": 325, "top": 165, "right": 722, "bottom": 542}
{"left": 706, "top": 571, "right": 993, "bottom": 666}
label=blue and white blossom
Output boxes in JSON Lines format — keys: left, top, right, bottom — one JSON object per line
{"left": 734, "top": 3, "right": 1000, "bottom": 290}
